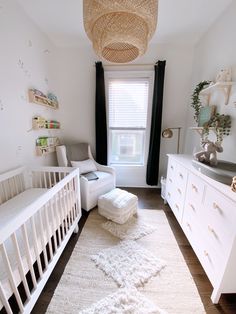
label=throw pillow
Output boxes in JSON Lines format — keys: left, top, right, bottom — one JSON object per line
{"left": 71, "top": 159, "right": 97, "bottom": 174}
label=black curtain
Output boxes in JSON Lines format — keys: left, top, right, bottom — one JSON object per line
{"left": 146, "top": 60, "right": 166, "bottom": 185}
{"left": 95, "top": 61, "right": 107, "bottom": 165}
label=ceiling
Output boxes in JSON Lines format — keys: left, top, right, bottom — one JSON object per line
{"left": 16, "top": 0, "right": 232, "bottom": 47}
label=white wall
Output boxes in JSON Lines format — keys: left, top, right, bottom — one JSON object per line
{"left": 184, "top": 1, "right": 236, "bottom": 163}
{"left": 52, "top": 46, "right": 97, "bottom": 149}
{"left": 0, "top": 0, "right": 61, "bottom": 174}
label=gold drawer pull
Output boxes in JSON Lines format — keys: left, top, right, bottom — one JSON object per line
{"left": 175, "top": 203, "right": 179, "bottom": 210}
{"left": 192, "top": 184, "right": 198, "bottom": 192}
{"left": 179, "top": 173, "right": 183, "bottom": 179}
{"left": 171, "top": 165, "right": 174, "bottom": 170}
{"left": 186, "top": 222, "right": 191, "bottom": 229}
{"left": 204, "top": 250, "right": 209, "bottom": 257}
{"left": 177, "top": 188, "right": 182, "bottom": 195}
{"left": 169, "top": 178, "right": 172, "bottom": 183}
{"left": 189, "top": 203, "right": 195, "bottom": 211}
{"left": 208, "top": 225, "right": 218, "bottom": 238}
{"left": 213, "top": 202, "right": 223, "bottom": 214}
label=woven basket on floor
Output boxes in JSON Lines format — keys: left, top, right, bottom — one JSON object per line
{"left": 83, "top": 0, "right": 158, "bottom": 63}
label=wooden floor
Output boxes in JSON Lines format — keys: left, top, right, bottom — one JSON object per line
{"left": 32, "top": 188, "right": 236, "bottom": 314}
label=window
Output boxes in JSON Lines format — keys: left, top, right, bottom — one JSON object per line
{"left": 107, "top": 76, "right": 151, "bottom": 165}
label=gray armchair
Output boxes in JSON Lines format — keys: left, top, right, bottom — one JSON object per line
{"left": 56, "top": 143, "right": 115, "bottom": 211}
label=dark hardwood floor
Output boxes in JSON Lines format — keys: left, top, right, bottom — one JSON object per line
{"left": 32, "top": 188, "right": 236, "bottom": 314}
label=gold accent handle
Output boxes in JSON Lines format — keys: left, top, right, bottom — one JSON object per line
{"left": 208, "top": 225, "right": 218, "bottom": 238}
{"left": 179, "top": 173, "right": 183, "bottom": 179}
{"left": 177, "top": 188, "right": 182, "bottom": 195}
{"left": 186, "top": 222, "right": 191, "bottom": 229}
{"left": 171, "top": 165, "right": 174, "bottom": 170}
{"left": 204, "top": 250, "right": 209, "bottom": 257}
{"left": 213, "top": 202, "right": 223, "bottom": 214}
{"left": 175, "top": 203, "right": 179, "bottom": 210}
{"left": 192, "top": 184, "right": 198, "bottom": 192}
{"left": 189, "top": 203, "right": 195, "bottom": 211}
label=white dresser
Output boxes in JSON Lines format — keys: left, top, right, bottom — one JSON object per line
{"left": 166, "top": 154, "right": 236, "bottom": 303}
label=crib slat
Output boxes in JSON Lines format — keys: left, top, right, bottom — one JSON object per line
{"left": 53, "top": 172, "right": 57, "bottom": 186}
{"left": 67, "top": 182, "right": 74, "bottom": 225}
{"left": 8, "top": 179, "right": 14, "bottom": 199}
{"left": 2, "top": 183, "right": 8, "bottom": 202}
{"left": 39, "top": 172, "right": 43, "bottom": 188}
{"left": 30, "top": 217, "right": 43, "bottom": 278}
{"left": 22, "top": 224, "right": 37, "bottom": 288}
{"left": 72, "top": 179, "right": 77, "bottom": 218}
{"left": 61, "top": 189, "right": 68, "bottom": 232}
{"left": 19, "top": 173, "right": 25, "bottom": 193}
{"left": 0, "top": 282, "right": 13, "bottom": 314}
{"left": 64, "top": 186, "right": 71, "bottom": 228}
{"left": 58, "top": 191, "right": 65, "bottom": 240}
{"left": 38, "top": 210, "right": 49, "bottom": 269}
{"left": 43, "top": 172, "right": 47, "bottom": 188}
{"left": 48, "top": 172, "right": 52, "bottom": 188}
{"left": 49, "top": 199, "right": 58, "bottom": 253}
{"left": 54, "top": 193, "right": 62, "bottom": 246}
{"left": 68, "top": 181, "right": 74, "bottom": 222}
{"left": 11, "top": 233, "right": 31, "bottom": 299}
{"left": 0, "top": 243, "right": 24, "bottom": 312}
{"left": 44, "top": 204, "right": 53, "bottom": 260}
{"left": 13, "top": 176, "right": 19, "bottom": 195}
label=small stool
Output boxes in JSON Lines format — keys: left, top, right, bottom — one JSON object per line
{"left": 98, "top": 188, "right": 138, "bottom": 224}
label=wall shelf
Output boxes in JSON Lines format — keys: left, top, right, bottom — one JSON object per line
{"left": 36, "top": 137, "right": 60, "bottom": 156}
{"left": 28, "top": 90, "right": 59, "bottom": 109}
{"left": 189, "top": 126, "right": 216, "bottom": 137}
{"left": 32, "top": 117, "right": 60, "bottom": 130}
{"left": 200, "top": 81, "right": 234, "bottom": 105}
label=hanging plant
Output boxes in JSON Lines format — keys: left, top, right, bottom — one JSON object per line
{"left": 191, "top": 81, "right": 211, "bottom": 122}
{"left": 207, "top": 113, "right": 231, "bottom": 143}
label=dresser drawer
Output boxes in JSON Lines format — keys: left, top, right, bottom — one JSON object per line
{"left": 203, "top": 185, "right": 236, "bottom": 251}
{"left": 182, "top": 215, "right": 223, "bottom": 286}
{"left": 176, "top": 163, "right": 188, "bottom": 190}
{"left": 187, "top": 172, "right": 205, "bottom": 205}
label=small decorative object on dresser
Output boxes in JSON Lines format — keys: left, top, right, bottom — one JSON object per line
{"left": 193, "top": 140, "right": 223, "bottom": 166}
{"left": 231, "top": 176, "right": 236, "bottom": 192}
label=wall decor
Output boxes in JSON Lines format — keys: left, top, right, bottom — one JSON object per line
{"left": 36, "top": 136, "right": 60, "bottom": 156}
{"left": 32, "top": 116, "right": 60, "bottom": 130}
{"left": 28, "top": 89, "right": 59, "bottom": 109}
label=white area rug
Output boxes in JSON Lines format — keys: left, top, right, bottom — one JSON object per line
{"left": 46, "top": 210, "right": 206, "bottom": 314}
{"left": 91, "top": 240, "right": 165, "bottom": 288}
{"left": 79, "top": 288, "right": 167, "bottom": 314}
{"left": 102, "top": 215, "right": 157, "bottom": 240}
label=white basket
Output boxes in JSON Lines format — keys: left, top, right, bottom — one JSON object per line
{"left": 160, "top": 176, "right": 166, "bottom": 200}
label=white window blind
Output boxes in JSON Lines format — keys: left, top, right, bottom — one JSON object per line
{"left": 108, "top": 78, "right": 149, "bottom": 129}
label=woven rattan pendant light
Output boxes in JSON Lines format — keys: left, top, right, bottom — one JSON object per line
{"left": 83, "top": 0, "right": 158, "bottom": 63}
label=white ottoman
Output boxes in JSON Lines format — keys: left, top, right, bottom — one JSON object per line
{"left": 98, "top": 188, "right": 138, "bottom": 224}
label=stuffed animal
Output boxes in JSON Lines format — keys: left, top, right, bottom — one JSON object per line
{"left": 194, "top": 140, "right": 223, "bottom": 166}
{"left": 231, "top": 176, "right": 236, "bottom": 192}
{"left": 215, "top": 68, "right": 232, "bottom": 82}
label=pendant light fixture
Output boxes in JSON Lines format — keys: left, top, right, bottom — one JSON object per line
{"left": 83, "top": 0, "right": 158, "bottom": 63}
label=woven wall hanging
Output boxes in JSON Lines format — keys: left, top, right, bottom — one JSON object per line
{"left": 83, "top": 0, "right": 158, "bottom": 63}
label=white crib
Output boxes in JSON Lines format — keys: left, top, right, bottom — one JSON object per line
{"left": 0, "top": 166, "right": 81, "bottom": 314}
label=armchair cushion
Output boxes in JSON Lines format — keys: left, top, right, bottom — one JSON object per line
{"left": 66, "top": 143, "right": 89, "bottom": 166}
{"left": 71, "top": 159, "right": 97, "bottom": 174}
